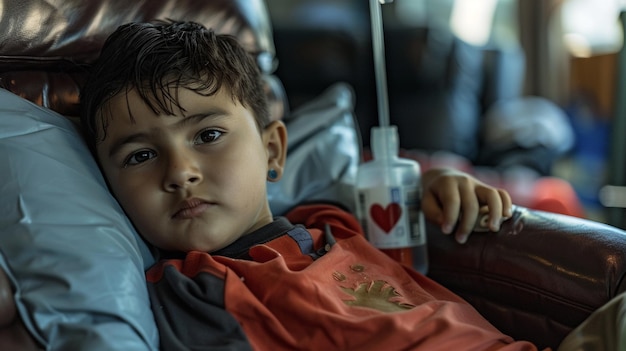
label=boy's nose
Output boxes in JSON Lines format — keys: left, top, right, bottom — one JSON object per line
{"left": 163, "top": 153, "right": 203, "bottom": 191}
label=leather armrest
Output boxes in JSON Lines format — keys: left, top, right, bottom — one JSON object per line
{"left": 426, "top": 206, "right": 626, "bottom": 350}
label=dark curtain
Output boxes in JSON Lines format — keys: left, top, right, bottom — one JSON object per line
{"left": 518, "top": 0, "right": 569, "bottom": 104}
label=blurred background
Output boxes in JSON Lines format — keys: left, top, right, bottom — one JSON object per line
{"left": 265, "top": 0, "right": 626, "bottom": 229}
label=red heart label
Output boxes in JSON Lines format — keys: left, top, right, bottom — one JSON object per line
{"left": 369, "top": 203, "right": 402, "bottom": 233}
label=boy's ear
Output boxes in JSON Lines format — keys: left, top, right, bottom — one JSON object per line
{"left": 263, "top": 120, "right": 288, "bottom": 181}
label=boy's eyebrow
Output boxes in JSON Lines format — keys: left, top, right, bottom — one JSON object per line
{"left": 107, "top": 109, "right": 229, "bottom": 158}
{"left": 178, "top": 109, "right": 228, "bottom": 126}
{"left": 107, "top": 132, "right": 150, "bottom": 158}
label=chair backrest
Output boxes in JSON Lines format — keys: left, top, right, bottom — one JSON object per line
{"left": 0, "top": 0, "right": 284, "bottom": 120}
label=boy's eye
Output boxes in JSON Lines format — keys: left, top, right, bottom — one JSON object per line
{"left": 124, "top": 150, "right": 156, "bottom": 167}
{"left": 195, "top": 129, "right": 223, "bottom": 144}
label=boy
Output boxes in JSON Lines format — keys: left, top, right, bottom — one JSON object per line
{"left": 81, "top": 20, "right": 540, "bottom": 350}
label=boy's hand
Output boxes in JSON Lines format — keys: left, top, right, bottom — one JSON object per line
{"left": 421, "top": 168, "right": 512, "bottom": 244}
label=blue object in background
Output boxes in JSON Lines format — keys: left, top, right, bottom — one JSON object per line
{"left": 563, "top": 95, "right": 610, "bottom": 211}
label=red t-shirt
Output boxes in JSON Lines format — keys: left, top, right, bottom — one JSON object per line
{"left": 147, "top": 203, "right": 543, "bottom": 351}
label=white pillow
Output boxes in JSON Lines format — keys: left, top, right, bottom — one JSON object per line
{"left": 0, "top": 88, "right": 158, "bottom": 350}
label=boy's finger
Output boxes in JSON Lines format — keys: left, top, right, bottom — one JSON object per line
{"left": 422, "top": 192, "right": 452, "bottom": 234}
{"left": 454, "top": 187, "right": 480, "bottom": 243}
{"left": 438, "top": 187, "right": 461, "bottom": 235}
{"left": 480, "top": 189, "right": 504, "bottom": 231}
{"left": 499, "top": 189, "right": 513, "bottom": 217}
{"left": 486, "top": 188, "right": 512, "bottom": 231}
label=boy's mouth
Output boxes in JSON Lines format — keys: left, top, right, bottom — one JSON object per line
{"left": 172, "top": 198, "right": 211, "bottom": 219}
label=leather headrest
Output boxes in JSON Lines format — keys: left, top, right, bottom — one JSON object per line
{"left": 0, "top": 0, "right": 278, "bottom": 118}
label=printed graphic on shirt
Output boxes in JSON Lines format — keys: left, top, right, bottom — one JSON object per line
{"left": 341, "top": 279, "right": 414, "bottom": 312}
{"left": 333, "top": 264, "right": 415, "bottom": 313}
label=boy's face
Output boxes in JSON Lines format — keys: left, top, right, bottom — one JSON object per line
{"left": 95, "top": 86, "right": 286, "bottom": 253}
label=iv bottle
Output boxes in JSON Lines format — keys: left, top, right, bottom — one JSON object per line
{"left": 355, "top": 125, "right": 428, "bottom": 274}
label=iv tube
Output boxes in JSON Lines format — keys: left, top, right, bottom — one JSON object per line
{"left": 369, "top": 0, "right": 393, "bottom": 128}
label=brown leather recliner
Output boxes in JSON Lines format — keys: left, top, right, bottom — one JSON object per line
{"left": 1, "top": 1, "right": 625, "bottom": 350}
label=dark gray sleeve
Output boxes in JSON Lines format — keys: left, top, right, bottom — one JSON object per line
{"left": 148, "top": 264, "right": 253, "bottom": 351}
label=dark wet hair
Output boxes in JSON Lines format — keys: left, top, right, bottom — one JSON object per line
{"left": 80, "top": 20, "right": 269, "bottom": 152}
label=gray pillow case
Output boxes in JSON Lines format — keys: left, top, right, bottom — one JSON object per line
{"left": 0, "top": 88, "right": 158, "bottom": 350}
{"left": 267, "top": 82, "right": 360, "bottom": 215}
